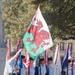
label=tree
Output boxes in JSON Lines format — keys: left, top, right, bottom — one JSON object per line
{"left": 2, "top": 0, "right": 75, "bottom": 45}
{"left": 2, "top": 0, "right": 37, "bottom": 45}
{"left": 41, "top": 0, "right": 75, "bottom": 39}
{"left": 34, "top": 0, "right": 75, "bottom": 39}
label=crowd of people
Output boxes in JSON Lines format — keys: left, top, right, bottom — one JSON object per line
{"left": 4, "top": 49, "right": 75, "bottom": 75}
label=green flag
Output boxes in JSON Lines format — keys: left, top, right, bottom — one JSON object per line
{"left": 23, "top": 6, "right": 53, "bottom": 59}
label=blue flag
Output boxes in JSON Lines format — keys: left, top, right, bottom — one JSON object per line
{"left": 17, "top": 40, "right": 22, "bottom": 75}
{"left": 62, "top": 44, "right": 69, "bottom": 69}
{"left": 43, "top": 50, "right": 46, "bottom": 59}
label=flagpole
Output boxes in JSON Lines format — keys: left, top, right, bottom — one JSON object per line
{"left": 67, "top": 43, "right": 69, "bottom": 75}
{"left": 72, "top": 60, "right": 73, "bottom": 75}
{"left": 71, "top": 43, "right": 73, "bottom": 75}
{"left": 39, "top": 56, "right": 41, "bottom": 75}
{"left": 28, "top": 68, "right": 30, "bottom": 75}
{"left": 67, "top": 65, "right": 68, "bottom": 75}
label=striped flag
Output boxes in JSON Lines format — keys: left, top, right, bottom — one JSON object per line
{"left": 23, "top": 51, "right": 30, "bottom": 69}
{"left": 62, "top": 43, "right": 73, "bottom": 75}
{"left": 53, "top": 44, "right": 62, "bottom": 75}
{"left": 62, "top": 44, "right": 69, "bottom": 69}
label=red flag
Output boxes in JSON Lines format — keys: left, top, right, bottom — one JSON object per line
{"left": 6, "top": 39, "right": 11, "bottom": 62}
{"left": 45, "top": 50, "right": 48, "bottom": 66}
{"left": 44, "top": 50, "right": 48, "bottom": 66}
{"left": 23, "top": 51, "right": 30, "bottom": 69}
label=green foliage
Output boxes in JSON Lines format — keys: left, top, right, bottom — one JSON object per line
{"left": 2, "top": 0, "right": 37, "bottom": 45}
{"left": 2, "top": 0, "right": 75, "bottom": 45}
{"left": 42, "top": 0, "right": 75, "bottom": 39}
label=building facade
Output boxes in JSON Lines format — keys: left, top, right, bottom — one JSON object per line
{"left": 49, "top": 38, "right": 75, "bottom": 61}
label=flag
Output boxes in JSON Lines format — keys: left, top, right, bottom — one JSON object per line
{"left": 53, "top": 44, "right": 62, "bottom": 75}
{"left": 3, "top": 39, "right": 11, "bottom": 75}
{"left": 68, "top": 44, "right": 73, "bottom": 71}
{"left": 62, "top": 44, "right": 73, "bottom": 75}
{"left": 23, "top": 51, "right": 30, "bottom": 69}
{"left": 23, "top": 6, "right": 53, "bottom": 59}
{"left": 62, "top": 44, "right": 69, "bottom": 69}
{"left": 6, "top": 39, "right": 11, "bottom": 62}
{"left": 43, "top": 50, "right": 48, "bottom": 66}
{"left": 16, "top": 40, "right": 22, "bottom": 75}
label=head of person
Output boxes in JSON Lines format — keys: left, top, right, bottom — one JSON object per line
{"left": 40, "top": 58, "right": 45, "bottom": 65}
{"left": 21, "top": 55, "right": 25, "bottom": 62}
{"left": 48, "top": 57, "right": 53, "bottom": 65}
{"left": 10, "top": 51, "right": 16, "bottom": 58}
{"left": 61, "top": 70, "right": 66, "bottom": 75}
{"left": 68, "top": 60, "right": 71, "bottom": 66}
{"left": 30, "top": 57, "right": 34, "bottom": 66}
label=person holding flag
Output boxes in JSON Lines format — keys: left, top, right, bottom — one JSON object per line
{"left": 5, "top": 49, "right": 23, "bottom": 75}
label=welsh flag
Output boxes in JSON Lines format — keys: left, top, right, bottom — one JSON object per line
{"left": 23, "top": 6, "right": 53, "bottom": 59}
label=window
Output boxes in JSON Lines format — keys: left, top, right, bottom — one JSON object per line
{"left": 60, "top": 42, "right": 64, "bottom": 50}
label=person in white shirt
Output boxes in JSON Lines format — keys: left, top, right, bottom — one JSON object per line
{"left": 39, "top": 58, "right": 46, "bottom": 75}
{"left": 6, "top": 49, "right": 23, "bottom": 75}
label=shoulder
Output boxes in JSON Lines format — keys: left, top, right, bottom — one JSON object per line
{"left": 7, "top": 58, "right": 13, "bottom": 64}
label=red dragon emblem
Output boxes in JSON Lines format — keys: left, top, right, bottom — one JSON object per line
{"left": 27, "top": 18, "right": 50, "bottom": 53}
